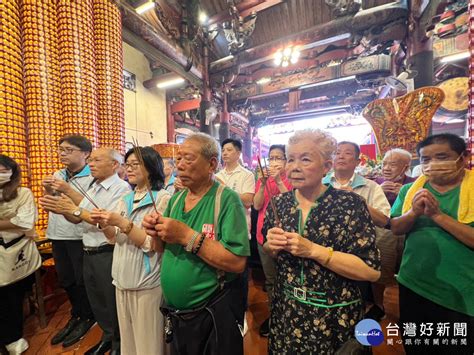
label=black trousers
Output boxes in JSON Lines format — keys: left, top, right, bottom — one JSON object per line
{"left": 0, "top": 274, "right": 34, "bottom": 345}
{"left": 399, "top": 283, "right": 474, "bottom": 355}
{"left": 83, "top": 250, "right": 120, "bottom": 350}
{"left": 163, "top": 279, "right": 245, "bottom": 355}
{"left": 51, "top": 240, "right": 93, "bottom": 320}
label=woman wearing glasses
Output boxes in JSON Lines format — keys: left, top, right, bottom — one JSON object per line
{"left": 90, "top": 147, "right": 171, "bottom": 355}
{"left": 253, "top": 144, "right": 292, "bottom": 337}
{"left": 263, "top": 130, "right": 381, "bottom": 354}
{"left": 0, "top": 155, "right": 39, "bottom": 355}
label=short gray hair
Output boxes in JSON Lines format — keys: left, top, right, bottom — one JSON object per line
{"left": 107, "top": 149, "right": 124, "bottom": 165}
{"left": 186, "top": 133, "right": 221, "bottom": 162}
{"left": 384, "top": 148, "right": 412, "bottom": 163}
{"left": 288, "top": 129, "right": 337, "bottom": 161}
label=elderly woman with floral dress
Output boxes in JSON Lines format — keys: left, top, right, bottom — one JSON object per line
{"left": 263, "top": 129, "right": 381, "bottom": 354}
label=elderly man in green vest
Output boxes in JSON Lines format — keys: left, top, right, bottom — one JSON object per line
{"left": 143, "top": 133, "right": 250, "bottom": 355}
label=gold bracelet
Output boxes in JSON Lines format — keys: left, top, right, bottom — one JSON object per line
{"left": 324, "top": 247, "right": 334, "bottom": 266}
{"left": 121, "top": 220, "right": 134, "bottom": 234}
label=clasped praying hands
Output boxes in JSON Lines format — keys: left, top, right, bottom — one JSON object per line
{"left": 142, "top": 212, "right": 194, "bottom": 246}
{"left": 266, "top": 227, "right": 315, "bottom": 258}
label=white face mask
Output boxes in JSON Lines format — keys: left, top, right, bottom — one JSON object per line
{"left": 0, "top": 171, "right": 12, "bottom": 185}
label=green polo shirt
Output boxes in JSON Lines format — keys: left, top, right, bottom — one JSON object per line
{"left": 392, "top": 183, "right": 474, "bottom": 316}
{"left": 161, "top": 182, "right": 250, "bottom": 310}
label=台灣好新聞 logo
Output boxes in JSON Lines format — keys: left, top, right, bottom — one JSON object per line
{"left": 355, "top": 319, "right": 384, "bottom": 346}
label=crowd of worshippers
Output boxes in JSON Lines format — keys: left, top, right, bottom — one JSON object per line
{"left": 0, "top": 130, "right": 472, "bottom": 355}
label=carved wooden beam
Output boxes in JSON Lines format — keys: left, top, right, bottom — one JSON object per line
{"left": 119, "top": 1, "right": 202, "bottom": 83}
{"left": 208, "top": 0, "right": 284, "bottom": 25}
{"left": 211, "top": 1, "right": 408, "bottom": 73}
{"left": 171, "top": 98, "right": 201, "bottom": 114}
{"left": 433, "top": 33, "right": 469, "bottom": 59}
{"left": 122, "top": 28, "right": 202, "bottom": 88}
{"left": 231, "top": 54, "right": 392, "bottom": 101}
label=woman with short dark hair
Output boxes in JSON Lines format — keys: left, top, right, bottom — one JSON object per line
{"left": 0, "top": 155, "right": 39, "bottom": 355}
{"left": 90, "top": 146, "right": 171, "bottom": 355}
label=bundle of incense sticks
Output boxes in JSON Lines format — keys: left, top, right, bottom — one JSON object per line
{"left": 62, "top": 170, "right": 100, "bottom": 209}
{"left": 131, "top": 137, "right": 159, "bottom": 214}
{"left": 257, "top": 156, "right": 281, "bottom": 227}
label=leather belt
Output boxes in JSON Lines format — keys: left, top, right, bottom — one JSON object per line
{"left": 83, "top": 244, "right": 114, "bottom": 254}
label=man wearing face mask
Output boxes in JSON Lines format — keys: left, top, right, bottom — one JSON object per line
{"left": 376, "top": 148, "right": 416, "bottom": 206}
{"left": 391, "top": 133, "right": 474, "bottom": 354}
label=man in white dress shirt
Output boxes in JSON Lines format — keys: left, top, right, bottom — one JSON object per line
{"left": 323, "top": 141, "right": 391, "bottom": 321}
{"left": 41, "top": 148, "right": 130, "bottom": 355}
{"left": 216, "top": 138, "right": 255, "bottom": 335}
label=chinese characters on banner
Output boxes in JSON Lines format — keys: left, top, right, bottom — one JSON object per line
{"left": 384, "top": 322, "right": 468, "bottom": 347}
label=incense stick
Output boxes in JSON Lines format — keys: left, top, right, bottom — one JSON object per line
{"left": 257, "top": 156, "right": 281, "bottom": 227}
{"left": 131, "top": 137, "right": 159, "bottom": 214}
{"left": 62, "top": 170, "right": 100, "bottom": 209}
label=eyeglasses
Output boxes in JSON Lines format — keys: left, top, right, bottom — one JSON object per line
{"left": 125, "top": 162, "right": 141, "bottom": 171}
{"left": 58, "top": 147, "right": 81, "bottom": 155}
{"left": 268, "top": 157, "right": 286, "bottom": 162}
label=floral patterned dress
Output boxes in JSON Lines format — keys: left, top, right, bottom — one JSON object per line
{"left": 262, "top": 186, "right": 381, "bottom": 354}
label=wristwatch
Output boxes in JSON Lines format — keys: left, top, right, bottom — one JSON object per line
{"left": 72, "top": 208, "right": 82, "bottom": 217}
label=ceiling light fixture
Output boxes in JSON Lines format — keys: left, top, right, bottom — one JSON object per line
{"left": 135, "top": 0, "right": 155, "bottom": 15}
{"left": 274, "top": 46, "right": 301, "bottom": 67}
{"left": 156, "top": 77, "right": 185, "bottom": 89}
{"left": 256, "top": 77, "right": 271, "bottom": 85}
{"left": 440, "top": 51, "right": 470, "bottom": 63}
{"left": 199, "top": 11, "right": 208, "bottom": 25}
{"left": 155, "top": 73, "right": 186, "bottom": 89}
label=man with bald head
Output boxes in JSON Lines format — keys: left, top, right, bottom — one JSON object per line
{"left": 376, "top": 148, "right": 416, "bottom": 206}
{"left": 41, "top": 147, "right": 130, "bottom": 354}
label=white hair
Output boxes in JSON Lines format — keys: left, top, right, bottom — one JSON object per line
{"left": 384, "top": 148, "right": 412, "bottom": 163}
{"left": 288, "top": 129, "right": 337, "bottom": 161}
{"left": 186, "top": 133, "right": 221, "bottom": 162}
{"left": 108, "top": 149, "right": 124, "bottom": 165}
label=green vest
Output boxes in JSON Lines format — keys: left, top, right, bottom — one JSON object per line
{"left": 161, "top": 182, "right": 250, "bottom": 309}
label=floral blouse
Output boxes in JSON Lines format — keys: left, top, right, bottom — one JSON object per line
{"left": 262, "top": 186, "right": 381, "bottom": 354}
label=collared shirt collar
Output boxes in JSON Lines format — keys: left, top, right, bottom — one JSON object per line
{"left": 221, "top": 164, "right": 245, "bottom": 176}
{"left": 123, "top": 190, "right": 158, "bottom": 215}
{"left": 60, "top": 165, "right": 91, "bottom": 180}
{"left": 323, "top": 172, "right": 367, "bottom": 189}
{"left": 94, "top": 173, "right": 121, "bottom": 191}
{"left": 166, "top": 174, "right": 176, "bottom": 188}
